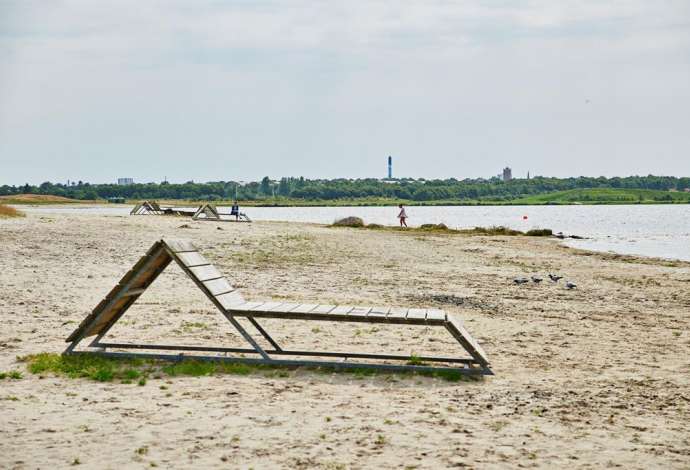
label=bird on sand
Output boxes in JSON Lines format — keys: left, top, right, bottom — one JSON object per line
{"left": 531, "top": 276, "right": 543, "bottom": 284}
{"left": 549, "top": 274, "right": 563, "bottom": 282}
{"left": 514, "top": 278, "right": 529, "bottom": 285}
{"left": 565, "top": 281, "right": 577, "bottom": 289}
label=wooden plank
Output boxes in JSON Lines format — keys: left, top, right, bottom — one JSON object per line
{"left": 83, "top": 296, "right": 131, "bottom": 336}
{"left": 188, "top": 264, "right": 223, "bottom": 282}
{"left": 266, "top": 302, "right": 300, "bottom": 312}
{"left": 407, "top": 308, "right": 427, "bottom": 320}
{"left": 215, "top": 291, "right": 246, "bottom": 310}
{"left": 446, "top": 315, "right": 490, "bottom": 365}
{"left": 387, "top": 307, "right": 409, "bottom": 320}
{"left": 163, "top": 239, "right": 197, "bottom": 253}
{"left": 254, "top": 302, "right": 283, "bottom": 312}
{"left": 347, "top": 306, "right": 372, "bottom": 317}
{"left": 368, "top": 307, "right": 390, "bottom": 318}
{"left": 291, "top": 304, "right": 319, "bottom": 313}
{"left": 203, "top": 278, "right": 234, "bottom": 296}
{"left": 176, "top": 251, "right": 209, "bottom": 267}
{"left": 122, "top": 288, "right": 146, "bottom": 297}
{"left": 311, "top": 304, "right": 336, "bottom": 314}
{"left": 426, "top": 309, "right": 446, "bottom": 323}
{"left": 330, "top": 305, "right": 354, "bottom": 316}
{"left": 229, "top": 301, "right": 266, "bottom": 312}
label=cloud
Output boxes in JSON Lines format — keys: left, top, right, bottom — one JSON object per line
{"left": 0, "top": 0, "right": 689, "bottom": 184}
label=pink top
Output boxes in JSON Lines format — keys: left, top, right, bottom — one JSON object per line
{"left": 398, "top": 208, "right": 407, "bottom": 219}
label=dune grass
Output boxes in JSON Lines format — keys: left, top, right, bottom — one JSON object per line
{"left": 19, "top": 353, "right": 478, "bottom": 383}
{"left": 331, "top": 221, "right": 552, "bottom": 237}
{"left": 0, "top": 204, "right": 24, "bottom": 218}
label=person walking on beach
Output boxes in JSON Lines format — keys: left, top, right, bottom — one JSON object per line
{"left": 397, "top": 204, "right": 408, "bottom": 227}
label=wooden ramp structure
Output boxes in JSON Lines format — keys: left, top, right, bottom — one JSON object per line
{"left": 130, "top": 201, "right": 196, "bottom": 217}
{"left": 192, "top": 204, "right": 251, "bottom": 222}
{"left": 65, "top": 239, "right": 492, "bottom": 376}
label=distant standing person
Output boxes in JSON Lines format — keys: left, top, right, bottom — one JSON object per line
{"left": 397, "top": 204, "right": 408, "bottom": 227}
{"left": 231, "top": 201, "right": 240, "bottom": 221}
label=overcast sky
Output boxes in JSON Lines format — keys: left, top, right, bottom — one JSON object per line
{"left": 1, "top": 1, "right": 689, "bottom": 185}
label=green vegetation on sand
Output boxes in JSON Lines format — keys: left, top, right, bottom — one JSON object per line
{"left": 20, "top": 353, "right": 479, "bottom": 383}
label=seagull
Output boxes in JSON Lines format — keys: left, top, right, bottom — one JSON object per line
{"left": 549, "top": 274, "right": 563, "bottom": 283}
{"left": 565, "top": 281, "right": 577, "bottom": 290}
{"left": 514, "top": 278, "right": 529, "bottom": 285}
{"left": 531, "top": 276, "right": 543, "bottom": 284}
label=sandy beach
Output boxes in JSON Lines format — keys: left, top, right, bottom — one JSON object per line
{"left": 1, "top": 211, "right": 689, "bottom": 469}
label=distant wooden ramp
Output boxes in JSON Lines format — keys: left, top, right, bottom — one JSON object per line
{"left": 130, "top": 200, "right": 195, "bottom": 217}
{"left": 192, "top": 204, "right": 251, "bottom": 222}
{"left": 65, "top": 239, "right": 491, "bottom": 375}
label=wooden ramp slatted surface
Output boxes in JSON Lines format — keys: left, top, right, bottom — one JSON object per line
{"left": 66, "top": 238, "right": 490, "bottom": 369}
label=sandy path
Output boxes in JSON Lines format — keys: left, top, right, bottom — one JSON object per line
{"left": 1, "top": 212, "right": 689, "bottom": 469}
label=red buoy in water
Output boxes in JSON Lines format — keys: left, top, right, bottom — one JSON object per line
{"left": 523, "top": 215, "right": 528, "bottom": 220}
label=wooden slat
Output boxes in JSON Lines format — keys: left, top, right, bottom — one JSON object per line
{"left": 446, "top": 315, "right": 490, "bottom": 365}
{"left": 189, "top": 264, "right": 223, "bottom": 282}
{"left": 176, "top": 251, "right": 209, "bottom": 267}
{"left": 122, "top": 288, "right": 146, "bottom": 297}
{"left": 265, "top": 302, "right": 300, "bottom": 312}
{"left": 348, "top": 306, "right": 372, "bottom": 317}
{"left": 311, "top": 305, "right": 336, "bottom": 314}
{"left": 407, "top": 308, "right": 428, "bottom": 320}
{"left": 203, "top": 278, "right": 234, "bottom": 296}
{"left": 229, "top": 301, "right": 266, "bottom": 311}
{"left": 368, "top": 307, "right": 390, "bottom": 318}
{"left": 387, "top": 307, "right": 409, "bottom": 320}
{"left": 426, "top": 309, "right": 446, "bottom": 323}
{"left": 330, "top": 305, "right": 354, "bottom": 316}
{"left": 291, "top": 304, "right": 319, "bottom": 313}
{"left": 255, "top": 302, "right": 283, "bottom": 311}
{"left": 215, "top": 291, "right": 246, "bottom": 310}
{"left": 163, "top": 239, "right": 197, "bottom": 253}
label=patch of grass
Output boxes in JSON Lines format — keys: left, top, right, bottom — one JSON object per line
{"left": 162, "top": 360, "right": 216, "bottom": 377}
{"left": 0, "top": 370, "right": 23, "bottom": 380}
{"left": 525, "top": 228, "right": 553, "bottom": 236}
{"left": 462, "top": 226, "right": 523, "bottom": 236}
{"left": 407, "top": 354, "right": 425, "bottom": 366}
{"left": 0, "top": 204, "right": 24, "bottom": 218}
{"left": 123, "top": 369, "right": 141, "bottom": 380}
{"left": 332, "top": 216, "right": 364, "bottom": 227}
{"left": 22, "top": 353, "right": 483, "bottom": 383}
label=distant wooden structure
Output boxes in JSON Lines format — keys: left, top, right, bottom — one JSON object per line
{"left": 192, "top": 204, "right": 251, "bottom": 222}
{"left": 64, "top": 238, "right": 492, "bottom": 376}
{"left": 130, "top": 201, "right": 195, "bottom": 217}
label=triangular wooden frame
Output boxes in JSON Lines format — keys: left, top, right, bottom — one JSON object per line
{"left": 65, "top": 239, "right": 493, "bottom": 376}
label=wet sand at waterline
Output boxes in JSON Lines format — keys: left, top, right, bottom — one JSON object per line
{"left": 1, "top": 213, "right": 689, "bottom": 469}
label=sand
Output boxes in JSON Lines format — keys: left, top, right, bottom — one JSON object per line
{"left": 1, "top": 211, "right": 689, "bottom": 469}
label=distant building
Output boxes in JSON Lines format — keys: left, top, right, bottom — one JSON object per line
{"left": 117, "top": 178, "right": 134, "bottom": 185}
{"left": 502, "top": 167, "right": 512, "bottom": 182}
{"left": 388, "top": 156, "right": 392, "bottom": 179}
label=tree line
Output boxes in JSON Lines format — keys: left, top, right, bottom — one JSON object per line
{"left": 1, "top": 175, "right": 689, "bottom": 202}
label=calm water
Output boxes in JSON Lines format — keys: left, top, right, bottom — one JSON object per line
{"left": 19, "top": 204, "right": 690, "bottom": 262}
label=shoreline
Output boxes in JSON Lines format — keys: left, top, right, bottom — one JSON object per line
{"left": 15, "top": 203, "right": 690, "bottom": 264}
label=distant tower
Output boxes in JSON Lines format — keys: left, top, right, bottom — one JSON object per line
{"left": 527, "top": 171, "right": 530, "bottom": 180}
{"left": 387, "top": 156, "right": 392, "bottom": 179}
{"left": 502, "top": 167, "right": 512, "bottom": 182}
